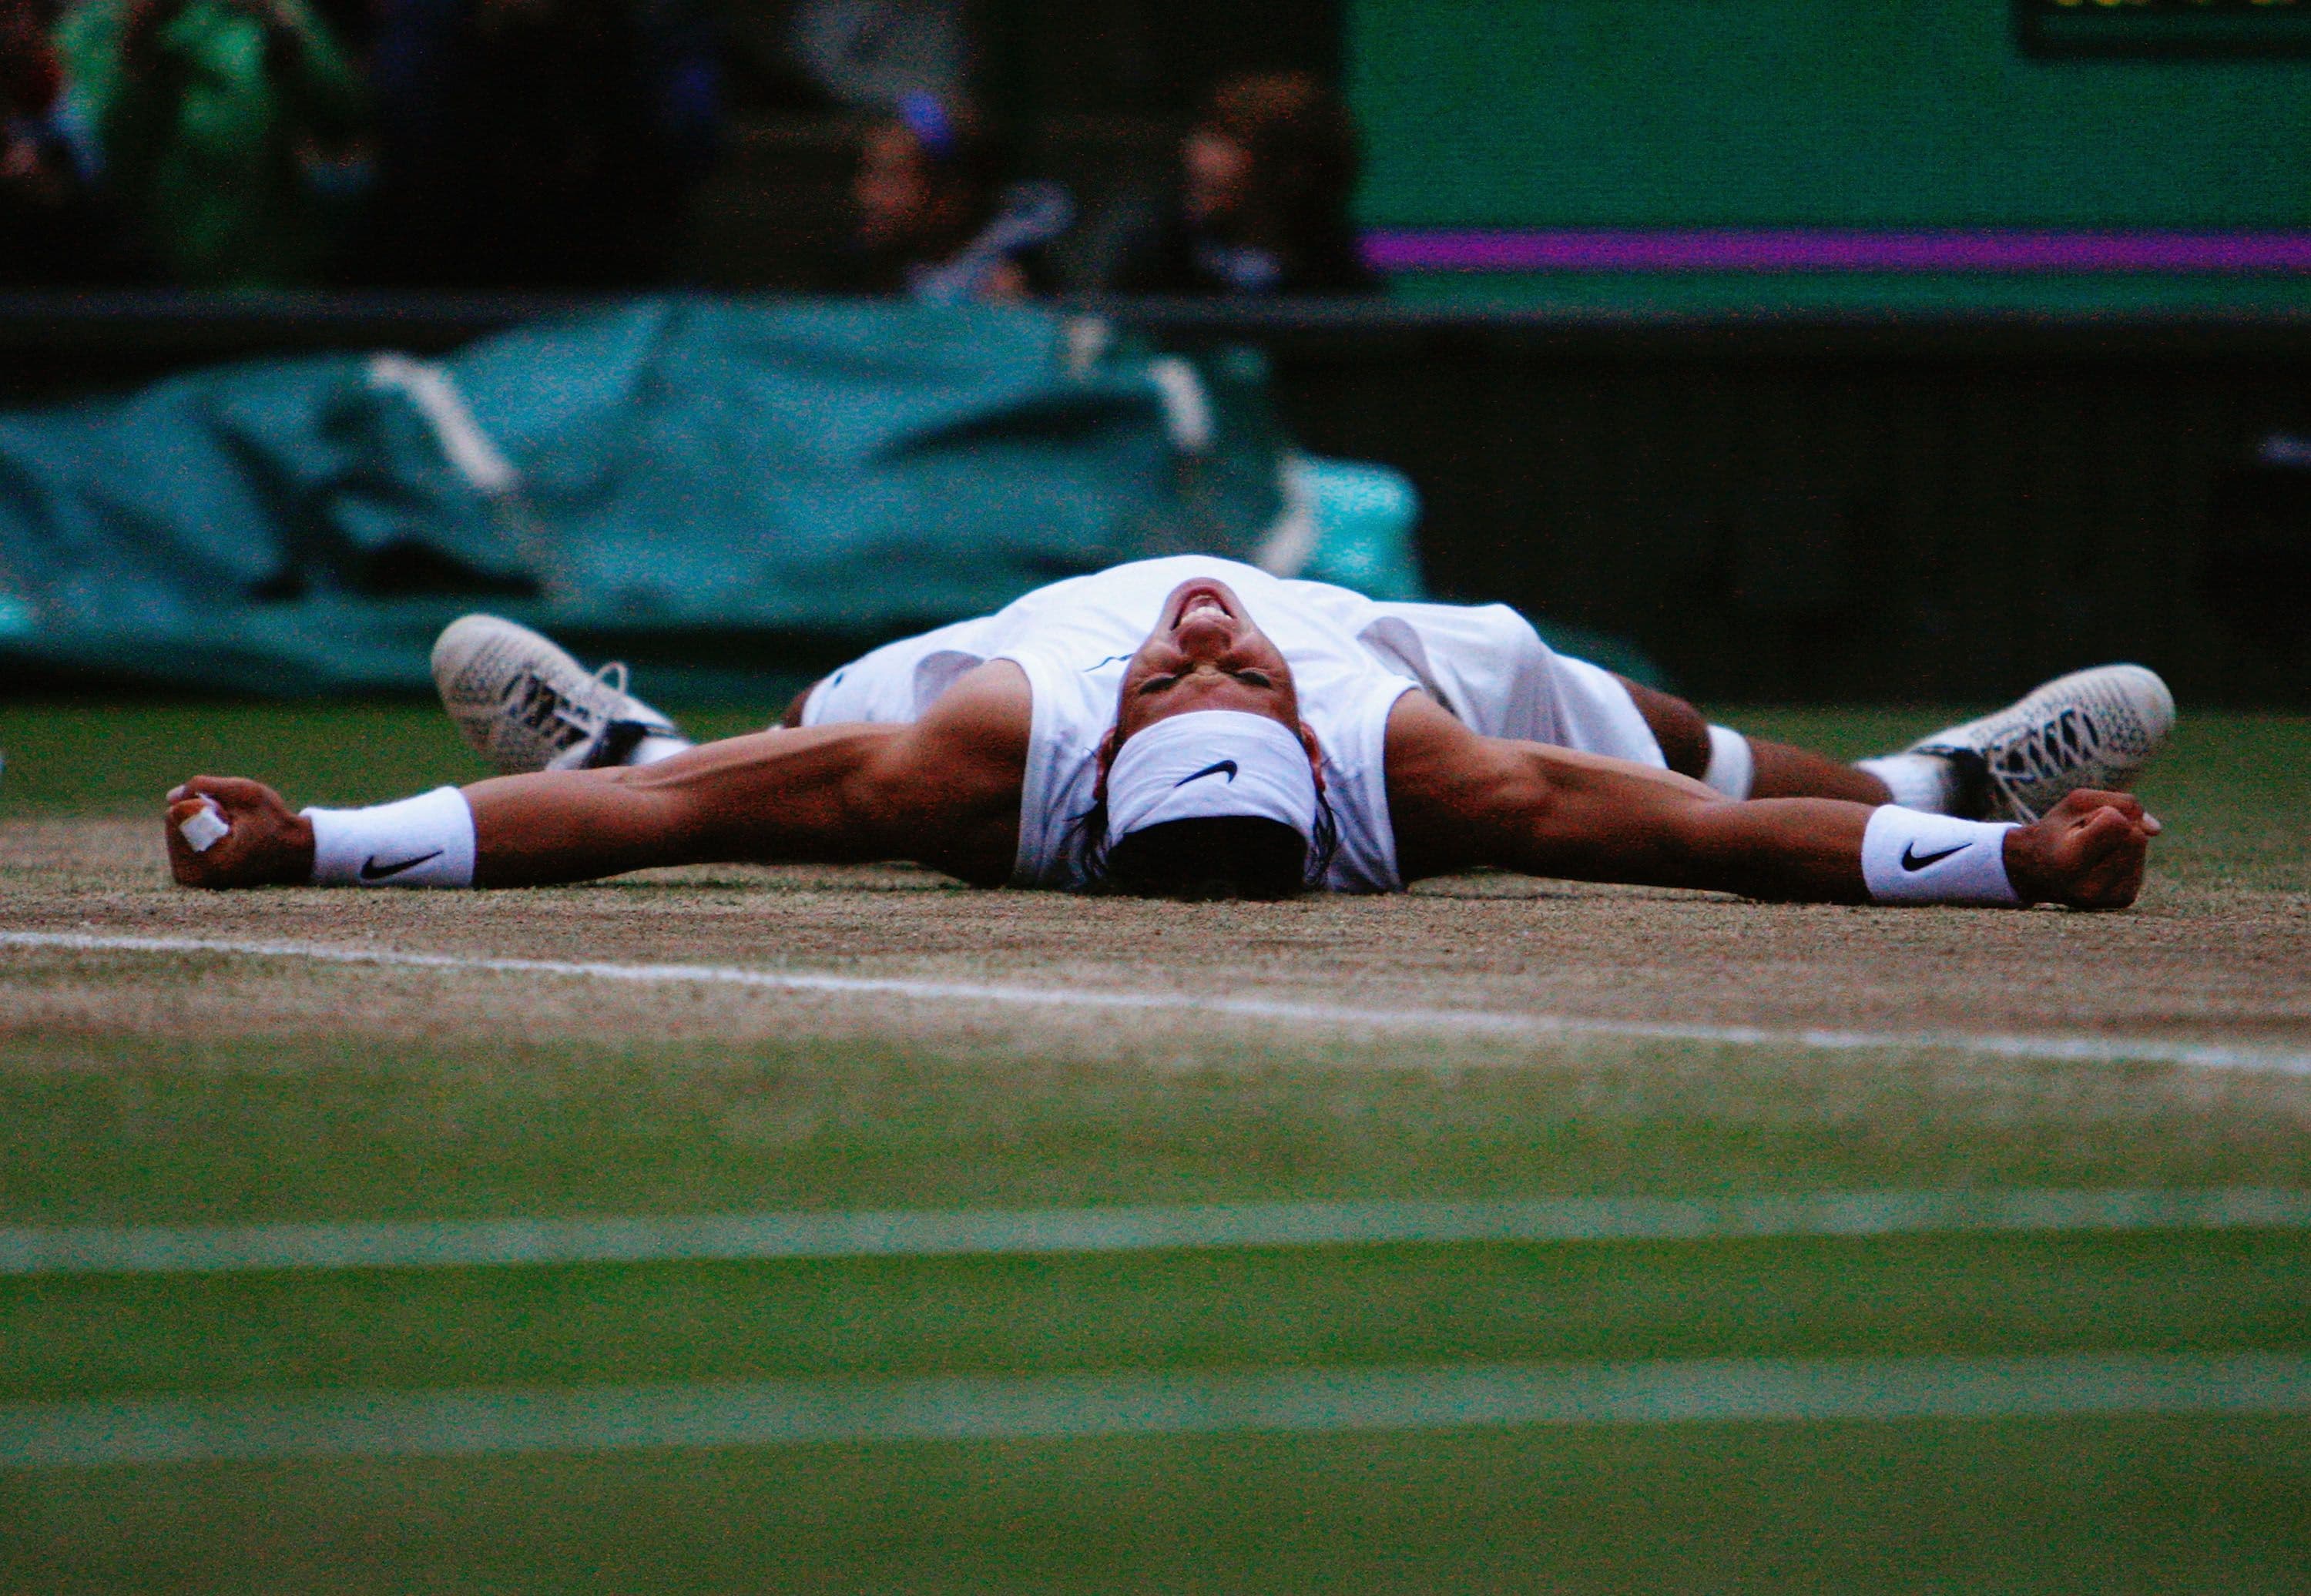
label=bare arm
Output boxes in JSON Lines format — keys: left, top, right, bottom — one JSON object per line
{"left": 168, "top": 662, "right": 1031, "bottom": 889}
{"left": 1383, "top": 692, "right": 2155, "bottom": 907}
{"left": 468, "top": 652, "right": 1028, "bottom": 886}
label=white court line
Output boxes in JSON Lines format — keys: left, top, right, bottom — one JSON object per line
{"left": 5, "top": 1352, "right": 2308, "bottom": 1469}
{"left": 5, "top": 928, "right": 2309, "bottom": 1074}
{"left": 5, "top": 1188, "right": 2307, "bottom": 1279}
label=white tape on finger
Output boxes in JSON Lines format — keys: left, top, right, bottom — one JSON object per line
{"left": 178, "top": 800, "right": 230, "bottom": 853}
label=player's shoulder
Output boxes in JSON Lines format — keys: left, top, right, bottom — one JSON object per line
{"left": 1378, "top": 686, "right": 1489, "bottom": 771}
{"left": 915, "top": 658, "right": 1031, "bottom": 739}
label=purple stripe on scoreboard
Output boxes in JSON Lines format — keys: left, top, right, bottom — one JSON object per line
{"left": 1362, "top": 230, "right": 2311, "bottom": 275}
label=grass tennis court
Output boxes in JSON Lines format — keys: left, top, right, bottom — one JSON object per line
{"left": 2, "top": 702, "right": 2308, "bottom": 1591}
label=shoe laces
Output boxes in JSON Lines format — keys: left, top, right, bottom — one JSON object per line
{"left": 577, "top": 660, "right": 630, "bottom": 720}
{"left": 1991, "top": 705, "right": 2102, "bottom": 785}
{"left": 508, "top": 659, "right": 631, "bottom": 752}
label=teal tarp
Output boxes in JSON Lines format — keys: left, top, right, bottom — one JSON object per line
{"left": 0, "top": 299, "right": 1293, "bottom": 696}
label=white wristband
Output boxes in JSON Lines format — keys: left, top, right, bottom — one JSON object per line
{"left": 1861, "top": 806, "right": 2021, "bottom": 906}
{"left": 303, "top": 786, "right": 477, "bottom": 888}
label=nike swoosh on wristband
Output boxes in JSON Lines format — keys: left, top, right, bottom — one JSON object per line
{"left": 1900, "top": 841, "right": 1970, "bottom": 872}
{"left": 359, "top": 850, "right": 444, "bottom": 881}
{"left": 1174, "top": 759, "right": 1239, "bottom": 788}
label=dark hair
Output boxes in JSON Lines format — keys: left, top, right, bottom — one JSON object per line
{"left": 1072, "top": 790, "right": 1341, "bottom": 900}
{"left": 1104, "top": 816, "right": 1307, "bottom": 901}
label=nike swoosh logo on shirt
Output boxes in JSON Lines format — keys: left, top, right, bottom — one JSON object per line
{"left": 360, "top": 850, "right": 444, "bottom": 881}
{"left": 1900, "top": 841, "right": 1968, "bottom": 872}
{"left": 1175, "top": 760, "right": 1239, "bottom": 788}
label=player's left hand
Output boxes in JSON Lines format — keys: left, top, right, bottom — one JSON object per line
{"left": 2004, "top": 789, "right": 2162, "bottom": 910}
{"left": 164, "top": 776, "right": 315, "bottom": 890}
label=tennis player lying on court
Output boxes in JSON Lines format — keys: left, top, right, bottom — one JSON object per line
{"left": 166, "top": 556, "right": 2173, "bottom": 908}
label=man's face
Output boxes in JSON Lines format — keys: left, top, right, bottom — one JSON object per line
{"left": 1182, "top": 129, "right": 1253, "bottom": 228}
{"left": 1102, "top": 576, "right": 1319, "bottom": 777}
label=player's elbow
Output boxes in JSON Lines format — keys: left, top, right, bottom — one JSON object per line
{"left": 838, "top": 766, "right": 918, "bottom": 856}
{"left": 590, "top": 761, "right": 726, "bottom": 861}
{"left": 839, "top": 736, "right": 961, "bottom": 860}
{"left": 1494, "top": 751, "right": 1728, "bottom": 887}
{"left": 1462, "top": 750, "right": 1572, "bottom": 866}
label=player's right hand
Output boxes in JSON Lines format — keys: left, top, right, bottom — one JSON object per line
{"left": 2004, "top": 789, "right": 2162, "bottom": 910}
{"left": 164, "top": 776, "right": 315, "bottom": 890}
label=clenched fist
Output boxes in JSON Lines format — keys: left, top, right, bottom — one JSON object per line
{"left": 2004, "top": 790, "right": 2162, "bottom": 910}
{"left": 165, "top": 776, "right": 315, "bottom": 890}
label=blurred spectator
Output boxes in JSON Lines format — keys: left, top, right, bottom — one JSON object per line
{"left": 360, "top": 0, "right": 721, "bottom": 287}
{"left": 1, "top": 0, "right": 129, "bottom": 281}
{"left": 1066, "top": 69, "right": 1373, "bottom": 297}
{"left": 789, "top": 0, "right": 964, "bottom": 114}
{"left": 53, "top": 0, "right": 368, "bottom": 287}
{"left": 821, "top": 91, "right": 1068, "bottom": 301}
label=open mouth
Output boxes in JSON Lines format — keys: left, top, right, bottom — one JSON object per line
{"left": 1166, "top": 582, "right": 1239, "bottom": 631}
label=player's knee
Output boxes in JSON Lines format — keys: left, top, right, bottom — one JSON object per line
{"left": 1616, "top": 678, "right": 1710, "bottom": 778}
{"left": 777, "top": 680, "right": 823, "bottom": 729}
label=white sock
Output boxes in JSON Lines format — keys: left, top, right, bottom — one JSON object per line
{"left": 1855, "top": 753, "right": 1959, "bottom": 815}
{"left": 1702, "top": 726, "right": 1754, "bottom": 800}
{"left": 631, "top": 734, "right": 693, "bottom": 766}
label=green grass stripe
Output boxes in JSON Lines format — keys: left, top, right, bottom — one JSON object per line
{"left": 6, "top": 1353, "right": 2308, "bottom": 1469}
{"left": 8, "top": 930, "right": 2311, "bottom": 1073}
{"left": 5, "top": 1189, "right": 2306, "bottom": 1277}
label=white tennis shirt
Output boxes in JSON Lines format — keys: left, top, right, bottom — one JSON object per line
{"left": 800, "top": 556, "right": 1663, "bottom": 892}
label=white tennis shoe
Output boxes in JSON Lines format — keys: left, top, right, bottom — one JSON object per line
{"left": 431, "top": 615, "right": 687, "bottom": 774}
{"left": 1910, "top": 664, "right": 2175, "bottom": 822}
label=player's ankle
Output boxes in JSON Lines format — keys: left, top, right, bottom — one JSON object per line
{"left": 630, "top": 734, "right": 693, "bottom": 766}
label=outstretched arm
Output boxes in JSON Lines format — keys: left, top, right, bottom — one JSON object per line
{"left": 168, "top": 662, "right": 1031, "bottom": 890}
{"left": 1382, "top": 692, "right": 2156, "bottom": 908}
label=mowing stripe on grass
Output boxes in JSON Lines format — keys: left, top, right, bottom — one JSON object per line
{"left": 5, "top": 1353, "right": 2307, "bottom": 1469}
{"left": 8, "top": 929, "right": 2309, "bottom": 1075}
{"left": 5, "top": 1189, "right": 2307, "bottom": 1279}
